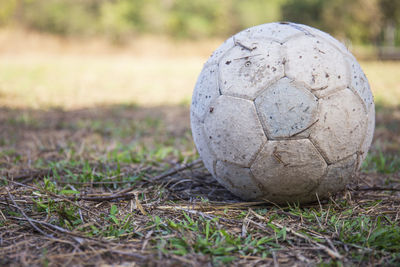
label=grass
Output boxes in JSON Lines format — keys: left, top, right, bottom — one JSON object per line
{"left": 363, "top": 152, "right": 400, "bottom": 174}
{"left": 0, "top": 32, "right": 400, "bottom": 266}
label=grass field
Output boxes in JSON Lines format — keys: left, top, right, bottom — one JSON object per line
{"left": 0, "top": 32, "right": 400, "bottom": 266}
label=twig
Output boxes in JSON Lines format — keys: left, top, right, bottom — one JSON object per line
{"left": 109, "top": 249, "right": 148, "bottom": 260}
{"left": 3, "top": 175, "right": 137, "bottom": 205}
{"left": 64, "top": 193, "right": 137, "bottom": 202}
{"left": 141, "top": 230, "right": 154, "bottom": 252}
{"left": 112, "top": 159, "right": 202, "bottom": 196}
{"left": 9, "top": 169, "right": 52, "bottom": 182}
{"left": 0, "top": 208, "right": 6, "bottom": 221}
{"left": 10, "top": 216, "right": 86, "bottom": 245}
{"left": 1, "top": 178, "right": 39, "bottom": 191}
{"left": 149, "top": 159, "right": 202, "bottom": 182}
{"left": 9, "top": 216, "right": 70, "bottom": 233}
{"left": 57, "top": 180, "right": 139, "bottom": 185}
{"left": 272, "top": 251, "right": 278, "bottom": 267}
{"left": 135, "top": 193, "right": 147, "bottom": 215}
{"left": 353, "top": 186, "right": 400, "bottom": 192}
{"left": 6, "top": 188, "right": 53, "bottom": 238}
{"left": 249, "top": 209, "right": 343, "bottom": 259}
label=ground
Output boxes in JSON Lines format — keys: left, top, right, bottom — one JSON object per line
{"left": 0, "top": 31, "right": 399, "bottom": 266}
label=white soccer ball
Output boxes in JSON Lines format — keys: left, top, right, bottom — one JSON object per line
{"left": 190, "top": 22, "right": 375, "bottom": 204}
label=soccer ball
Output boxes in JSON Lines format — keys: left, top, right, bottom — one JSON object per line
{"left": 190, "top": 22, "right": 375, "bottom": 204}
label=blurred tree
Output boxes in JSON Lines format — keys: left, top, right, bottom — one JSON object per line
{"left": 166, "top": 0, "right": 230, "bottom": 38}
{"left": 22, "top": 0, "right": 100, "bottom": 35}
{"left": 380, "top": 0, "right": 400, "bottom": 24}
{"left": 281, "top": 0, "right": 325, "bottom": 29}
{"left": 321, "top": 0, "right": 382, "bottom": 44}
{"left": 99, "top": 0, "right": 144, "bottom": 41}
{"left": 232, "top": 0, "right": 285, "bottom": 33}
{"left": 0, "top": 0, "right": 17, "bottom": 26}
{"left": 282, "top": 0, "right": 382, "bottom": 44}
{"left": 380, "top": 0, "right": 400, "bottom": 46}
{"left": 0, "top": 0, "right": 397, "bottom": 46}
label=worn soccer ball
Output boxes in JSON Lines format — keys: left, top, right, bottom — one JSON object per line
{"left": 190, "top": 22, "right": 374, "bottom": 204}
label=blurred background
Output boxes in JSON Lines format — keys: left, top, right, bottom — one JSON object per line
{"left": 0, "top": 0, "right": 399, "bottom": 109}
{"left": 1, "top": 0, "right": 399, "bottom": 45}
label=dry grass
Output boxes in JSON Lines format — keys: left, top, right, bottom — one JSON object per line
{"left": 0, "top": 30, "right": 400, "bottom": 266}
{"left": 0, "top": 104, "right": 399, "bottom": 266}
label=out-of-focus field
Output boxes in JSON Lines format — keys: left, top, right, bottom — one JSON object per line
{"left": 0, "top": 30, "right": 399, "bottom": 109}
{"left": 0, "top": 30, "right": 217, "bottom": 109}
{"left": 0, "top": 53, "right": 202, "bottom": 108}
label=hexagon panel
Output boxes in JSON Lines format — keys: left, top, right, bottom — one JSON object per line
{"left": 310, "top": 88, "right": 367, "bottom": 164}
{"left": 360, "top": 108, "right": 375, "bottom": 163}
{"left": 285, "top": 35, "right": 348, "bottom": 98}
{"left": 204, "top": 95, "right": 267, "bottom": 167}
{"left": 215, "top": 161, "right": 263, "bottom": 200}
{"left": 191, "top": 64, "right": 220, "bottom": 120}
{"left": 347, "top": 58, "right": 375, "bottom": 164}
{"left": 190, "top": 115, "right": 216, "bottom": 176}
{"left": 316, "top": 154, "right": 356, "bottom": 198}
{"left": 292, "top": 23, "right": 352, "bottom": 58}
{"left": 251, "top": 139, "right": 327, "bottom": 196}
{"left": 255, "top": 77, "right": 318, "bottom": 138}
{"left": 347, "top": 58, "right": 374, "bottom": 110}
{"left": 219, "top": 40, "right": 284, "bottom": 100}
